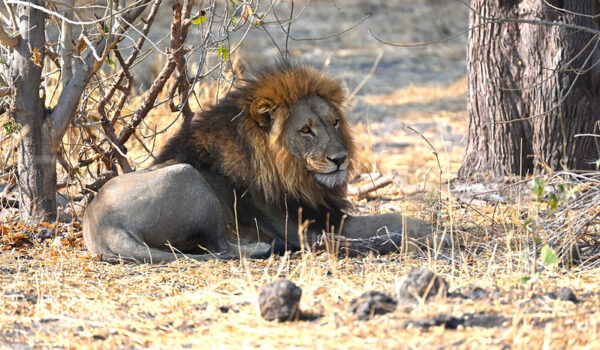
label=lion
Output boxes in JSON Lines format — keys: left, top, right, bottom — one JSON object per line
{"left": 83, "top": 61, "right": 441, "bottom": 263}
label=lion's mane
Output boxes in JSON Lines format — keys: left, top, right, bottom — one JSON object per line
{"left": 154, "top": 62, "right": 356, "bottom": 210}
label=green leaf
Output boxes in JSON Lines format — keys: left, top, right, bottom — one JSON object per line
{"left": 218, "top": 45, "right": 229, "bottom": 61}
{"left": 531, "top": 178, "right": 545, "bottom": 198}
{"left": 520, "top": 273, "right": 540, "bottom": 285}
{"left": 519, "top": 276, "right": 532, "bottom": 285}
{"left": 541, "top": 244, "right": 559, "bottom": 266}
{"left": 105, "top": 57, "right": 115, "bottom": 67}
{"left": 0, "top": 60, "right": 6, "bottom": 65}
{"left": 548, "top": 192, "right": 559, "bottom": 209}
{"left": 190, "top": 15, "right": 207, "bottom": 25}
{"left": 534, "top": 237, "right": 542, "bottom": 245}
{"left": 2, "top": 121, "right": 20, "bottom": 134}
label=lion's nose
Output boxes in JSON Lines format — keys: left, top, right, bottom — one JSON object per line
{"left": 327, "top": 154, "right": 347, "bottom": 167}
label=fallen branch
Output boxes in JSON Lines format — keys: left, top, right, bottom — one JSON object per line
{"left": 348, "top": 174, "right": 394, "bottom": 198}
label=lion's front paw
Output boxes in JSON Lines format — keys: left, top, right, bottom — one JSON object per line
{"left": 393, "top": 218, "right": 454, "bottom": 252}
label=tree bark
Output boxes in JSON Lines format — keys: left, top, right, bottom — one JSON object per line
{"left": 458, "top": 0, "right": 600, "bottom": 180}
{"left": 8, "top": 1, "right": 56, "bottom": 222}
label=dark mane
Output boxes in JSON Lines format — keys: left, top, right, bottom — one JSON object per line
{"left": 153, "top": 62, "right": 355, "bottom": 211}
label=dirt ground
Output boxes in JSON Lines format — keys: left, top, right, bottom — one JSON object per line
{"left": 3, "top": 1, "right": 600, "bottom": 349}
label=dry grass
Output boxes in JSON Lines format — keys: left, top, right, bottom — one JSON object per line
{"left": 2, "top": 222, "right": 600, "bottom": 349}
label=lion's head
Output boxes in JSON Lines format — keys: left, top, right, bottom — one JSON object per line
{"left": 234, "top": 62, "right": 356, "bottom": 209}
{"left": 155, "top": 62, "right": 356, "bottom": 210}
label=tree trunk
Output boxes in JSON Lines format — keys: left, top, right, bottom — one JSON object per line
{"left": 8, "top": 2, "right": 56, "bottom": 222}
{"left": 458, "top": 0, "right": 600, "bottom": 180}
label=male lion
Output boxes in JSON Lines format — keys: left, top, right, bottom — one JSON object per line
{"left": 83, "top": 62, "right": 440, "bottom": 263}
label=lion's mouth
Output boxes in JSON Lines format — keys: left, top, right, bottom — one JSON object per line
{"left": 313, "top": 169, "right": 348, "bottom": 189}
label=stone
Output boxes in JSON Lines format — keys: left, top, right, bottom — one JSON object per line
{"left": 258, "top": 280, "right": 302, "bottom": 322}
{"left": 406, "top": 312, "right": 508, "bottom": 329}
{"left": 397, "top": 268, "right": 448, "bottom": 302}
{"left": 349, "top": 291, "right": 397, "bottom": 320}
{"left": 557, "top": 287, "right": 578, "bottom": 303}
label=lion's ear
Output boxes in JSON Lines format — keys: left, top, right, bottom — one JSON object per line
{"left": 250, "top": 98, "right": 276, "bottom": 130}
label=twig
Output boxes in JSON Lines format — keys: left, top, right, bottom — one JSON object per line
{"left": 59, "top": 0, "right": 73, "bottom": 86}
{"left": 347, "top": 175, "right": 393, "bottom": 198}
{"left": 291, "top": 14, "right": 369, "bottom": 41}
{"left": 347, "top": 50, "right": 383, "bottom": 103}
{"left": 5, "top": 0, "right": 149, "bottom": 26}
{"left": 116, "top": 1, "right": 192, "bottom": 146}
{"left": 0, "top": 86, "right": 10, "bottom": 97}
{"left": 3, "top": 1, "right": 19, "bottom": 30}
{"left": 50, "top": 0, "right": 153, "bottom": 144}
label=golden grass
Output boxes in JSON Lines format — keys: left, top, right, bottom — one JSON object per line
{"left": 2, "top": 227, "right": 600, "bottom": 349}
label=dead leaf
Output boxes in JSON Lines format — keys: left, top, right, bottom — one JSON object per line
{"left": 313, "top": 286, "right": 327, "bottom": 296}
{"left": 76, "top": 38, "right": 87, "bottom": 53}
{"left": 242, "top": 4, "right": 252, "bottom": 21}
{"left": 39, "top": 222, "right": 54, "bottom": 230}
{"left": 28, "top": 44, "right": 43, "bottom": 67}
{"left": 0, "top": 225, "right": 12, "bottom": 235}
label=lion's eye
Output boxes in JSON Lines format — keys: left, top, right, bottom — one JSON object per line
{"left": 300, "top": 126, "right": 312, "bottom": 134}
{"left": 332, "top": 119, "right": 339, "bottom": 127}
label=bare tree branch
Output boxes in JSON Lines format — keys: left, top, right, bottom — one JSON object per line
{"left": 116, "top": 0, "right": 193, "bottom": 146}
{"left": 59, "top": 0, "right": 73, "bottom": 87}
{"left": 50, "top": 0, "right": 152, "bottom": 144}
{"left": 5, "top": 0, "right": 149, "bottom": 26}
{"left": 0, "top": 86, "right": 9, "bottom": 97}
{"left": 103, "top": 0, "right": 162, "bottom": 123}
{"left": 0, "top": 19, "right": 18, "bottom": 46}
{"left": 3, "top": 1, "right": 19, "bottom": 30}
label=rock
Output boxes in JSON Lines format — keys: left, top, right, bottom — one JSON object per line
{"left": 349, "top": 291, "right": 397, "bottom": 320}
{"left": 557, "top": 287, "right": 578, "bottom": 303}
{"left": 397, "top": 268, "right": 448, "bottom": 302}
{"left": 544, "top": 287, "right": 579, "bottom": 303}
{"left": 406, "top": 312, "right": 508, "bottom": 329}
{"left": 38, "top": 228, "right": 55, "bottom": 243}
{"left": 448, "top": 285, "right": 490, "bottom": 301}
{"left": 258, "top": 280, "right": 302, "bottom": 322}
{"left": 218, "top": 305, "right": 229, "bottom": 313}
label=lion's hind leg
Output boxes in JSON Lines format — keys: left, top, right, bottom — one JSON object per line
{"left": 98, "top": 229, "right": 271, "bottom": 264}
{"left": 94, "top": 228, "right": 231, "bottom": 264}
